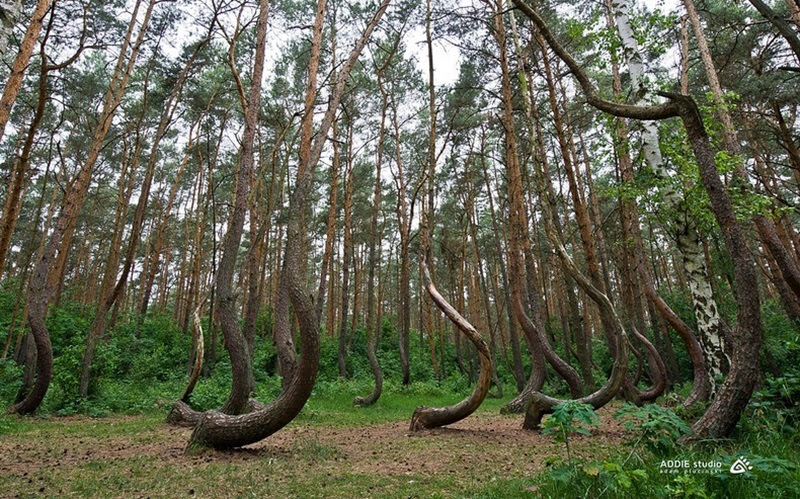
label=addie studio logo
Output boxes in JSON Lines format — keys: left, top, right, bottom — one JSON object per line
{"left": 730, "top": 456, "right": 753, "bottom": 475}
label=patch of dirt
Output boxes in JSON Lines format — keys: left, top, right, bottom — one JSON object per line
{"left": 0, "top": 406, "right": 629, "bottom": 485}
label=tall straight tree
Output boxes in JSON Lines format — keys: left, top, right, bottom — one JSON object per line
{"left": 0, "top": 0, "right": 52, "bottom": 143}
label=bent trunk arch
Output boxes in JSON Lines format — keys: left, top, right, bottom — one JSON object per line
{"left": 409, "top": 260, "right": 492, "bottom": 430}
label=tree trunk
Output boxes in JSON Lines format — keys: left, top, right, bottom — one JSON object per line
{"left": 512, "top": 0, "right": 763, "bottom": 438}
{"left": 492, "top": 0, "right": 580, "bottom": 403}
{"left": 214, "top": 0, "right": 269, "bottom": 415}
{"left": 337, "top": 121, "right": 354, "bottom": 379}
{"left": 186, "top": 0, "right": 389, "bottom": 450}
{"left": 0, "top": 0, "right": 53, "bottom": 143}
{"left": 409, "top": 260, "right": 492, "bottom": 430}
{"left": 353, "top": 68, "right": 386, "bottom": 403}
{"left": 612, "top": 0, "right": 728, "bottom": 395}
{"left": 9, "top": 0, "right": 155, "bottom": 414}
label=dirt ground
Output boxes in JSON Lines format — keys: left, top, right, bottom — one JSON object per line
{"left": 0, "top": 409, "right": 630, "bottom": 497}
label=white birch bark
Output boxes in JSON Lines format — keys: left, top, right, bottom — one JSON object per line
{"left": 0, "top": 0, "right": 23, "bottom": 57}
{"left": 611, "top": 0, "right": 729, "bottom": 394}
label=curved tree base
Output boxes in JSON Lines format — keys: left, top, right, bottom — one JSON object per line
{"left": 353, "top": 335, "right": 382, "bottom": 407}
{"left": 167, "top": 400, "right": 203, "bottom": 427}
{"left": 631, "top": 326, "right": 667, "bottom": 403}
{"left": 522, "top": 397, "right": 549, "bottom": 429}
{"left": 8, "top": 310, "right": 53, "bottom": 415}
{"left": 409, "top": 260, "right": 492, "bottom": 431}
{"left": 502, "top": 385, "right": 535, "bottom": 415}
{"left": 167, "top": 398, "right": 267, "bottom": 427}
{"left": 186, "top": 372, "right": 317, "bottom": 451}
{"left": 185, "top": 0, "right": 388, "bottom": 450}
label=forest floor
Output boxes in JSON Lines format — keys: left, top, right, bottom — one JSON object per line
{"left": 0, "top": 400, "right": 630, "bottom": 497}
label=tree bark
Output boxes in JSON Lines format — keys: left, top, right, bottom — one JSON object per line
{"left": 214, "top": 0, "right": 269, "bottom": 415}
{"left": 9, "top": 0, "right": 155, "bottom": 414}
{"left": 610, "top": 0, "right": 730, "bottom": 394}
{"left": 0, "top": 0, "right": 53, "bottom": 143}
{"left": 409, "top": 260, "right": 492, "bottom": 430}
{"left": 186, "top": 0, "right": 389, "bottom": 450}
{"left": 512, "top": 0, "right": 763, "bottom": 439}
{"left": 354, "top": 33, "right": 399, "bottom": 406}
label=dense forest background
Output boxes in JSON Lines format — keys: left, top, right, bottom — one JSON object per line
{"left": 1, "top": 0, "right": 799, "bottom": 496}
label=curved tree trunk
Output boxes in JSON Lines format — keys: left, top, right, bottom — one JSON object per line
{"left": 182, "top": 307, "right": 205, "bottom": 402}
{"left": 522, "top": 217, "right": 629, "bottom": 429}
{"left": 214, "top": 0, "right": 269, "bottom": 415}
{"left": 409, "top": 260, "right": 492, "bottom": 430}
{"left": 185, "top": 0, "right": 389, "bottom": 450}
{"left": 605, "top": 1, "right": 708, "bottom": 406}
{"left": 630, "top": 326, "right": 667, "bottom": 402}
{"left": 676, "top": 99, "right": 763, "bottom": 439}
{"left": 512, "top": 0, "right": 763, "bottom": 439}
{"left": 165, "top": 303, "right": 207, "bottom": 427}
{"left": 353, "top": 336, "right": 383, "bottom": 407}
{"left": 354, "top": 33, "right": 398, "bottom": 406}
{"left": 8, "top": 0, "right": 155, "bottom": 415}
{"left": 640, "top": 262, "right": 710, "bottom": 405}
{"left": 610, "top": 0, "right": 728, "bottom": 396}
{"left": 490, "top": 0, "right": 581, "bottom": 404}
{"left": 519, "top": 105, "right": 630, "bottom": 427}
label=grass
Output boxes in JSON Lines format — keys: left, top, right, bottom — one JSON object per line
{"left": 294, "top": 378, "right": 514, "bottom": 427}
{"left": 0, "top": 381, "right": 568, "bottom": 498}
{"left": 1, "top": 381, "right": 798, "bottom": 498}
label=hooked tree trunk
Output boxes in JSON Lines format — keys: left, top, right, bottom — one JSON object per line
{"left": 612, "top": 0, "right": 727, "bottom": 395}
{"left": 8, "top": 0, "right": 155, "bottom": 415}
{"left": 409, "top": 260, "right": 492, "bottom": 430}
{"left": 186, "top": 0, "right": 390, "bottom": 450}
{"left": 513, "top": 0, "right": 763, "bottom": 439}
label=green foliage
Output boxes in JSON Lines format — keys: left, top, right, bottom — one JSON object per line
{"left": 543, "top": 401, "right": 599, "bottom": 466}
{"left": 0, "top": 358, "right": 22, "bottom": 402}
{"left": 543, "top": 401, "right": 600, "bottom": 439}
{"left": 666, "top": 474, "right": 711, "bottom": 498}
{"left": 748, "top": 369, "right": 800, "bottom": 432}
{"left": 614, "top": 403, "right": 690, "bottom": 455}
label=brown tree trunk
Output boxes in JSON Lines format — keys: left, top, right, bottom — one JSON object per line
{"left": 390, "top": 93, "right": 412, "bottom": 386}
{"left": 512, "top": 0, "right": 763, "bottom": 438}
{"left": 0, "top": 0, "right": 53, "bottom": 143}
{"left": 337, "top": 121, "right": 354, "bottom": 379}
{"left": 409, "top": 260, "right": 492, "bottom": 430}
{"left": 491, "top": 0, "right": 580, "bottom": 404}
{"left": 214, "top": 0, "right": 269, "bottom": 415}
{"left": 9, "top": 0, "right": 155, "bottom": 414}
{"left": 186, "top": 0, "right": 389, "bottom": 450}
{"left": 353, "top": 56, "right": 388, "bottom": 402}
